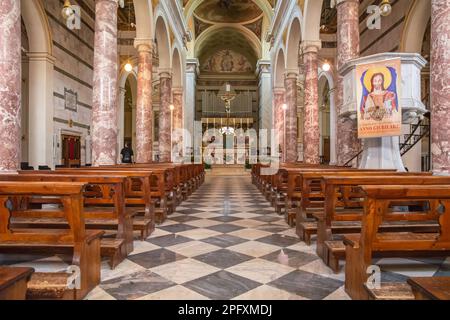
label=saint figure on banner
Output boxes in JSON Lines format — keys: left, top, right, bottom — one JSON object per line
{"left": 360, "top": 66, "right": 399, "bottom": 121}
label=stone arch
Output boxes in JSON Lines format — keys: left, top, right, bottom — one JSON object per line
{"left": 194, "top": 25, "right": 262, "bottom": 61}
{"left": 318, "top": 68, "right": 337, "bottom": 164}
{"left": 285, "top": 16, "right": 302, "bottom": 72}
{"left": 153, "top": 13, "right": 172, "bottom": 70}
{"left": 302, "top": 0, "right": 323, "bottom": 42}
{"left": 133, "top": 0, "right": 153, "bottom": 41}
{"left": 21, "top": 0, "right": 55, "bottom": 169}
{"left": 184, "top": 0, "right": 273, "bottom": 23}
{"left": 171, "top": 45, "right": 184, "bottom": 89}
{"left": 401, "top": 0, "right": 431, "bottom": 53}
{"left": 273, "top": 47, "right": 286, "bottom": 88}
{"left": 118, "top": 68, "right": 138, "bottom": 155}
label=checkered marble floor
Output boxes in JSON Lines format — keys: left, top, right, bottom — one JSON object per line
{"left": 2, "top": 174, "right": 449, "bottom": 300}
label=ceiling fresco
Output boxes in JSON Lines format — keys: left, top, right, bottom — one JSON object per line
{"left": 194, "top": 0, "right": 263, "bottom": 23}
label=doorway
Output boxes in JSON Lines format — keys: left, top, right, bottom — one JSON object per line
{"left": 61, "top": 134, "right": 81, "bottom": 167}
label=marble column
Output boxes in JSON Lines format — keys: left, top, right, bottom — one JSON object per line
{"left": 273, "top": 88, "right": 286, "bottom": 159}
{"left": 430, "top": 0, "right": 450, "bottom": 174}
{"left": 135, "top": 40, "right": 153, "bottom": 163}
{"left": 172, "top": 88, "right": 183, "bottom": 161}
{"left": 92, "top": 0, "right": 119, "bottom": 166}
{"left": 284, "top": 73, "right": 298, "bottom": 163}
{"left": 185, "top": 59, "right": 198, "bottom": 159}
{"left": 302, "top": 44, "right": 320, "bottom": 164}
{"left": 159, "top": 71, "right": 172, "bottom": 162}
{"left": 0, "top": 0, "right": 21, "bottom": 171}
{"left": 257, "top": 61, "right": 272, "bottom": 147}
{"left": 336, "top": 0, "right": 360, "bottom": 166}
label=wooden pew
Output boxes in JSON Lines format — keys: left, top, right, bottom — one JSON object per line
{"left": 317, "top": 175, "right": 445, "bottom": 272}
{"left": 407, "top": 277, "right": 450, "bottom": 300}
{"left": 0, "top": 267, "right": 34, "bottom": 300}
{"left": 291, "top": 169, "right": 397, "bottom": 240}
{"left": 0, "top": 174, "right": 132, "bottom": 269}
{"left": 22, "top": 170, "right": 155, "bottom": 238}
{"left": 0, "top": 182, "right": 102, "bottom": 300}
{"left": 59, "top": 167, "right": 172, "bottom": 222}
{"left": 344, "top": 185, "right": 450, "bottom": 300}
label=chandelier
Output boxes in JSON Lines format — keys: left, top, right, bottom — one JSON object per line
{"left": 220, "top": 126, "right": 235, "bottom": 135}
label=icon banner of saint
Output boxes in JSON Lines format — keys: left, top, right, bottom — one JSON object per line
{"left": 356, "top": 59, "right": 402, "bottom": 138}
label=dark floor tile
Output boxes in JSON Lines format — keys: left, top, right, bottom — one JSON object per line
{"left": 257, "top": 225, "right": 290, "bottom": 233}
{"left": 379, "top": 270, "right": 409, "bottom": 283}
{"left": 101, "top": 270, "right": 176, "bottom": 300}
{"left": 184, "top": 271, "right": 261, "bottom": 300}
{"left": 209, "top": 216, "right": 242, "bottom": 223}
{"left": 175, "top": 209, "right": 204, "bottom": 215}
{"left": 268, "top": 270, "right": 343, "bottom": 300}
{"left": 251, "top": 216, "right": 283, "bottom": 223}
{"left": 169, "top": 215, "right": 201, "bottom": 223}
{"left": 127, "top": 248, "right": 186, "bottom": 268}
{"left": 261, "top": 249, "right": 318, "bottom": 268}
{"left": 193, "top": 249, "right": 253, "bottom": 269}
{"left": 207, "top": 224, "right": 245, "bottom": 234}
{"left": 146, "top": 234, "right": 193, "bottom": 247}
{"left": 159, "top": 223, "right": 198, "bottom": 233}
{"left": 202, "top": 234, "right": 248, "bottom": 248}
{"left": 256, "top": 234, "right": 299, "bottom": 247}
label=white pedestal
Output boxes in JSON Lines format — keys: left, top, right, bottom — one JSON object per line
{"left": 359, "top": 136, "right": 405, "bottom": 171}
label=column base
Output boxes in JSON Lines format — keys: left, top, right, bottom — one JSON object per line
{"left": 359, "top": 136, "right": 405, "bottom": 171}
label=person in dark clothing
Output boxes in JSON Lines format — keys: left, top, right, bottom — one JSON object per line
{"left": 120, "top": 143, "right": 134, "bottom": 164}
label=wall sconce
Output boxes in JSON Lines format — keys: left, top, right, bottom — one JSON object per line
{"left": 322, "top": 62, "right": 331, "bottom": 72}
{"left": 380, "top": 0, "right": 392, "bottom": 17}
{"left": 61, "top": 0, "right": 74, "bottom": 20}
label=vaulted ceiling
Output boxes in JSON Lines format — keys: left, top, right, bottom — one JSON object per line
{"left": 194, "top": 0, "right": 263, "bottom": 24}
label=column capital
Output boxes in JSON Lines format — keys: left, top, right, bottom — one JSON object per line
{"left": 172, "top": 87, "right": 183, "bottom": 95}
{"left": 273, "top": 87, "right": 286, "bottom": 95}
{"left": 186, "top": 58, "right": 200, "bottom": 75}
{"left": 256, "top": 60, "right": 271, "bottom": 75}
{"left": 26, "top": 52, "right": 56, "bottom": 64}
{"left": 284, "top": 71, "right": 298, "bottom": 80}
{"left": 134, "top": 38, "right": 153, "bottom": 52}
{"left": 159, "top": 68, "right": 173, "bottom": 79}
{"left": 301, "top": 40, "right": 322, "bottom": 54}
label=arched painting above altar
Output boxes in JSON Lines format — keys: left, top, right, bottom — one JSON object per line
{"left": 201, "top": 49, "right": 254, "bottom": 73}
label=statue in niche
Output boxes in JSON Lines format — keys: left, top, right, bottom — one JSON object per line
{"left": 221, "top": 50, "right": 234, "bottom": 72}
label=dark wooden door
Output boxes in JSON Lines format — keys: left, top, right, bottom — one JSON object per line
{"left": 61, "top": 134, "right": 81, "bottom": 167}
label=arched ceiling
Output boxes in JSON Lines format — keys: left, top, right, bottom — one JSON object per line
{"left": 197, "top": 28, "right": 258, "bottom": 67}
{"left": 194, "top": 0, "right": 263, "bottom": 24}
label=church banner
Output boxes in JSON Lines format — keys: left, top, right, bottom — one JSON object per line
{"left": 356, "top": 59, "right": 402, "bottom": 138}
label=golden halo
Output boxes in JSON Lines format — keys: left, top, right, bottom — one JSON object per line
{"left": 363, "top": 66, "right": 392, "bottom": 92}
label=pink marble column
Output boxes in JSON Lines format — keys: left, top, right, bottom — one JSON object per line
{"left": 159, "top": 72, "right": 172, "bottom": 162}
{"left": 172, "top": 89, "right": 183, "bottom": 132}
{"left": 0, "top": 0, "right": 21, "bottom": 171}
{"left": 92, "top": 0, "right": 119, "bottom": 166}
{"left": 303, "top": 47, "right": 320, "bottom": 164}
{"left": 284, "top": 73, "right": 298, "bottom": 163}
{"left": 273, "top": 88, "right": 286, "bottom": 158}
{"left": 336, "top": 0, "right": 360, "bottom": 166}
{"left": 430, "top": 0, "right": 450, "bottom": 174}
{"left": 172, "top": 88, "right": 183, "bottom": 160}
{"left": 135, "top": 41, "right": 153, "bottom": 163}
